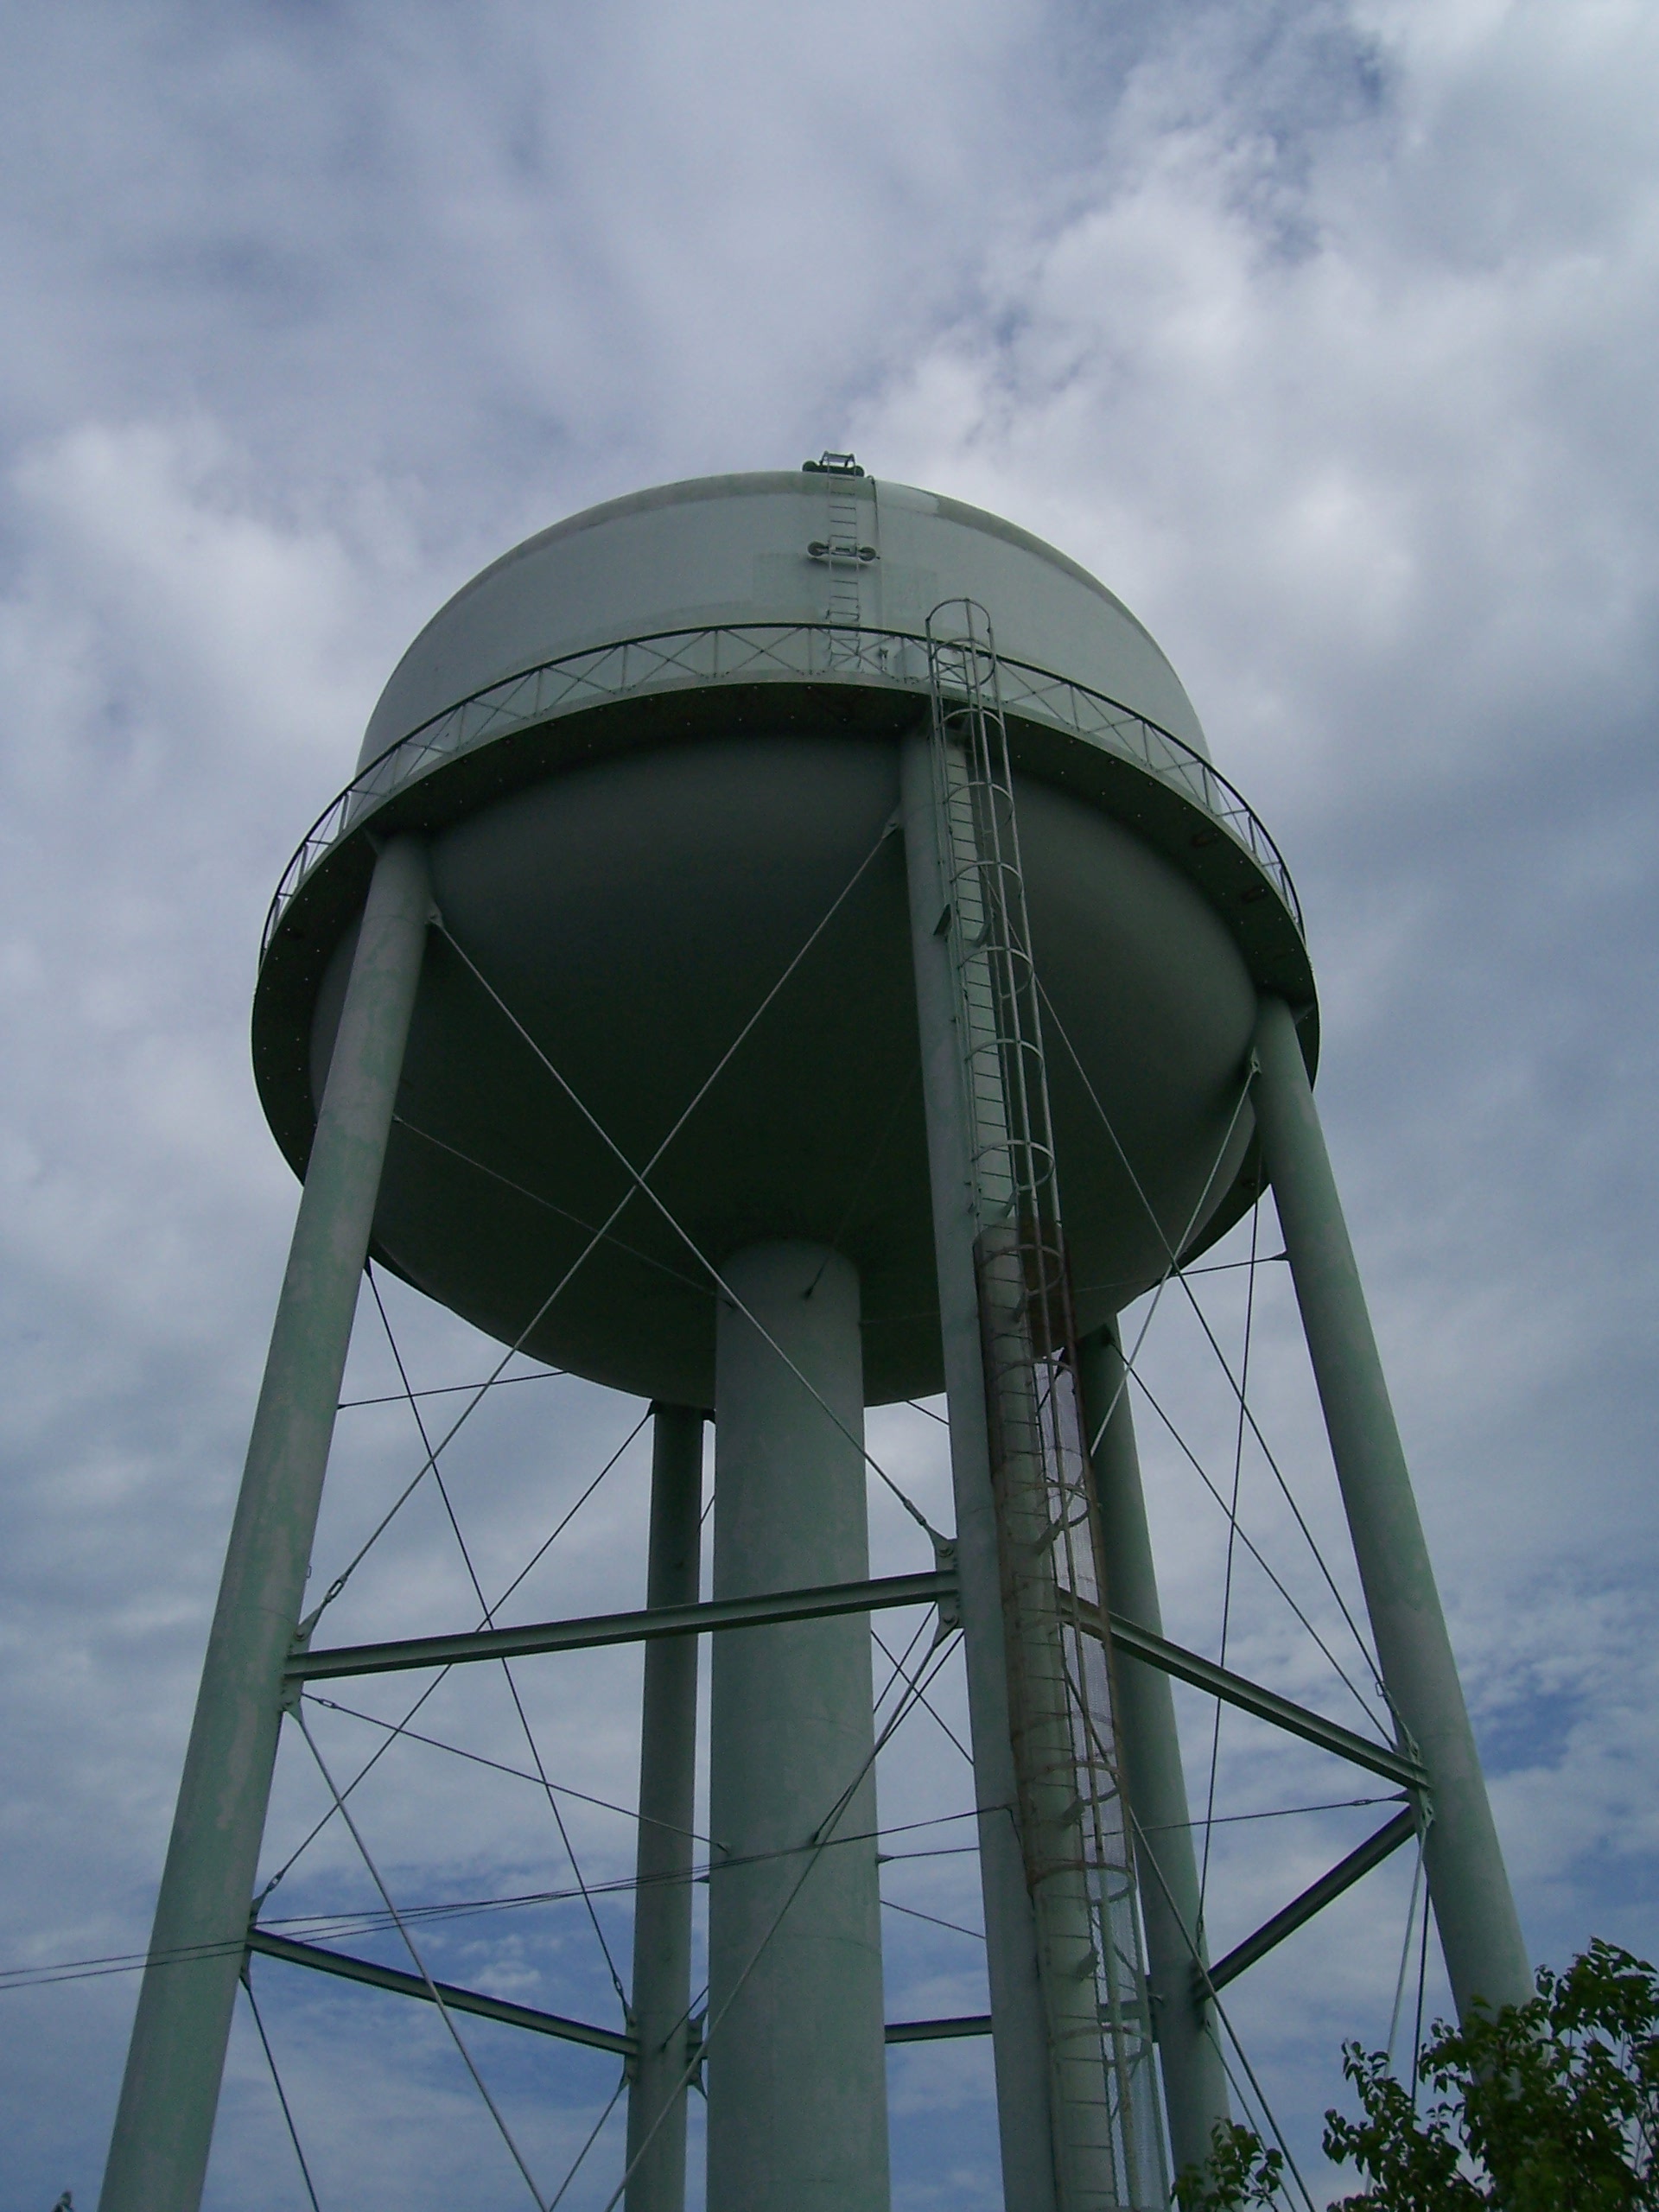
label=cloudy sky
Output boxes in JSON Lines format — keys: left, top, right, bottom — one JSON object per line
{"left": 1, "top": 1, "right": 1656, "bottom": 2206}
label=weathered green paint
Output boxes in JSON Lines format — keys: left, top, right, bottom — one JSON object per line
{"left": 1249, "top": 994, "right": 1531, "bottom": 2021}
{"left": 99, "top": 836, "right": 432, "bottom": 2212}
{"left": 1095, "top": 1611, "right": 1424, "bottom": 1789}
{"left": 900, "top": 730, "right": 1060, "bottom": 2212}
{"left": 626, "top": 1405, "right": 705, "bottom": 2212}
{"left": 286, "top": 1568, "right": 952, "bottom": 1681}
{"left": 1077, "top": 1323, "right": 1231, "bottom": 2183}
{"left": 706, "top": 1243, "right": 891, "bottom": 2212}
{"left": 1205, "top": 1808, "right": 1417, "bottom": 1995}
{"left": 246, "top": 1929, "right": 635, "bottom": 2056}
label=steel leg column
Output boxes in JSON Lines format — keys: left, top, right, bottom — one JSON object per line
{"left": 99, "top": 836, "right": 432, "bottom": 2212}
{"left": 706, "top": 1242, "right": 890, "bottom": 2212}
{"left": 900, "top": 730, "right": 1059, "bottom": 2212}
{"left": 1249, "top": 995, "right": 1530, "bottom": 2019}
{"left": 625, "top": 1403, "right": 706, "bottom": 2212}
{"left": 1076, "top": 1323, "right": 1230, "bottom": 2181}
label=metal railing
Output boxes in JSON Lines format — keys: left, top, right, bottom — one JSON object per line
{"left": 262, "top": 623, "right": 1300, "bottom": 960}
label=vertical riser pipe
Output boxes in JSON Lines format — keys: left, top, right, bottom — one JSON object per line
{"left": 705, "top": 1243, "right": 890, "bottom": 2212}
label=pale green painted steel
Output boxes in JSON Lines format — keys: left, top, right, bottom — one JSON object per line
{"left": 705, "top": 1243, "right": 891, "bottom": 2212}
{"left": 99, "top": 836, "right": 432, "bottom": 2212}
{"left": 246, "top": 1929, "right": 637, "bottom": 2055}
{"left": 1205, "top": 1808, "right": 1416, "bottom": 1995}
{"left": 626, "top": 1404, "right": 706, "bottom": 2212}
{"left": 899, "top": 730, "right": 1061, "bottom": 2212}
{"left": 1249, "top": 994, "right": 1531, "bottom": 2021}
{"left": 1096, "top": 1611, "right": 1423, "bottom": 1789}
{"left": 1076, "top": 1323, "right": 1230, "bottom": 2183}
{"left": 286, "top": 1568, "right": 951, "bottom": 1681}
{"left": 358, "top": 474, "right": 1211, "bottom": 773}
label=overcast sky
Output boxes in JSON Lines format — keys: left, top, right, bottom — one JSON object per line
{"left": 2, "top": 3, "right": 1656, "bottom": 2207}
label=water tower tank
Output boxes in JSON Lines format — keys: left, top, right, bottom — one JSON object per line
{"left": 102, "top": 461, "right": 1529, "bottom": 2212}
{"left": 251, "top": 467, "right": 1313, "bottom": 1406}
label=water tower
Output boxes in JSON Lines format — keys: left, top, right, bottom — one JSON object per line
{"left": 100, "top": 461, "right": 1530, "bottom": 2212}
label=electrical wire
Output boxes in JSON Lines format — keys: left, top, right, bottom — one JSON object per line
{"left": 1, "top": 1813, "right": 1001, "bottom": 1997}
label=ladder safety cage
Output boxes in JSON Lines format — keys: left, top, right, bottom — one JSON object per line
{"left": 925, "top": 601, "right": 1166, "bottom": 2212}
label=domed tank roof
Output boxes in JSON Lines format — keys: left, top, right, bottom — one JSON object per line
{"left": 359, "top": 469, "right": 1210, "bottom": 770}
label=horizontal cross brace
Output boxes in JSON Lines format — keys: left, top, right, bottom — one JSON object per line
{"left": 287, "top": 1570, "right": 954, "bottom": 1684}
{"left": 245, "top": 1929, "right": 635, "bottom": 2056}
{"left": 249, "top": 1927, "right": 991, "bottom": 2053}
{"left": 885, "top": 2012, "right": 993, "bottom": 2044}
{"left": 1089, "top": 1605, "right": 1426, "bottom": 1791}
{"left": 1204, "top": 1806, "right": 1419, "bottom": 1996}
{"left": 287, "top": 1573, "right": 1421, "bottom": 1790}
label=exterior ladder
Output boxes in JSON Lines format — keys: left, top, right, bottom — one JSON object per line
{"left": 925, "top": 600, "right": 1167, "bottom": 2212}
{"left": 807, "top": 451, "right": 873, "bottom": 671}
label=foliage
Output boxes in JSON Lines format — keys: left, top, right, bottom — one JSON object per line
{"left": 1173, "top": 2120, "right": 1286, "bottom": 2209}
{"left": 1171, "top": 1941, "right": 1659, "bottom": 2210}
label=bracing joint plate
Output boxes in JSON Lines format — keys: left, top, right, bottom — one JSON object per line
{"left": 282, "top": 1608, "right": 321, "bottom": 1713}
{"left": 931, "top": 1537, "right": 960, "bottom": 1640}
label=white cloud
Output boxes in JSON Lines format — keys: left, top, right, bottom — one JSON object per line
{"left": 2, "top": 1, "right": 1656, "bottom": 2204}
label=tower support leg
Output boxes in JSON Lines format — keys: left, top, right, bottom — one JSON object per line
{"left": 625, "top": 1403, "right": 705, "bottom": 2212}
{"left": 99, "top": 836, "right": 432, "bottom": 2212}
{"left": 899, "top": 729, "right": 1060, "bottom": 2212}
{"left": 1249, "top": 994, "right": 1531, "bottom": 2019}
{"left": 1077, "top": 1322, "right": 1231, "bottom": 2181}
{"left": 705, "top": 1242, "right": 891, "bottom": 2212}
